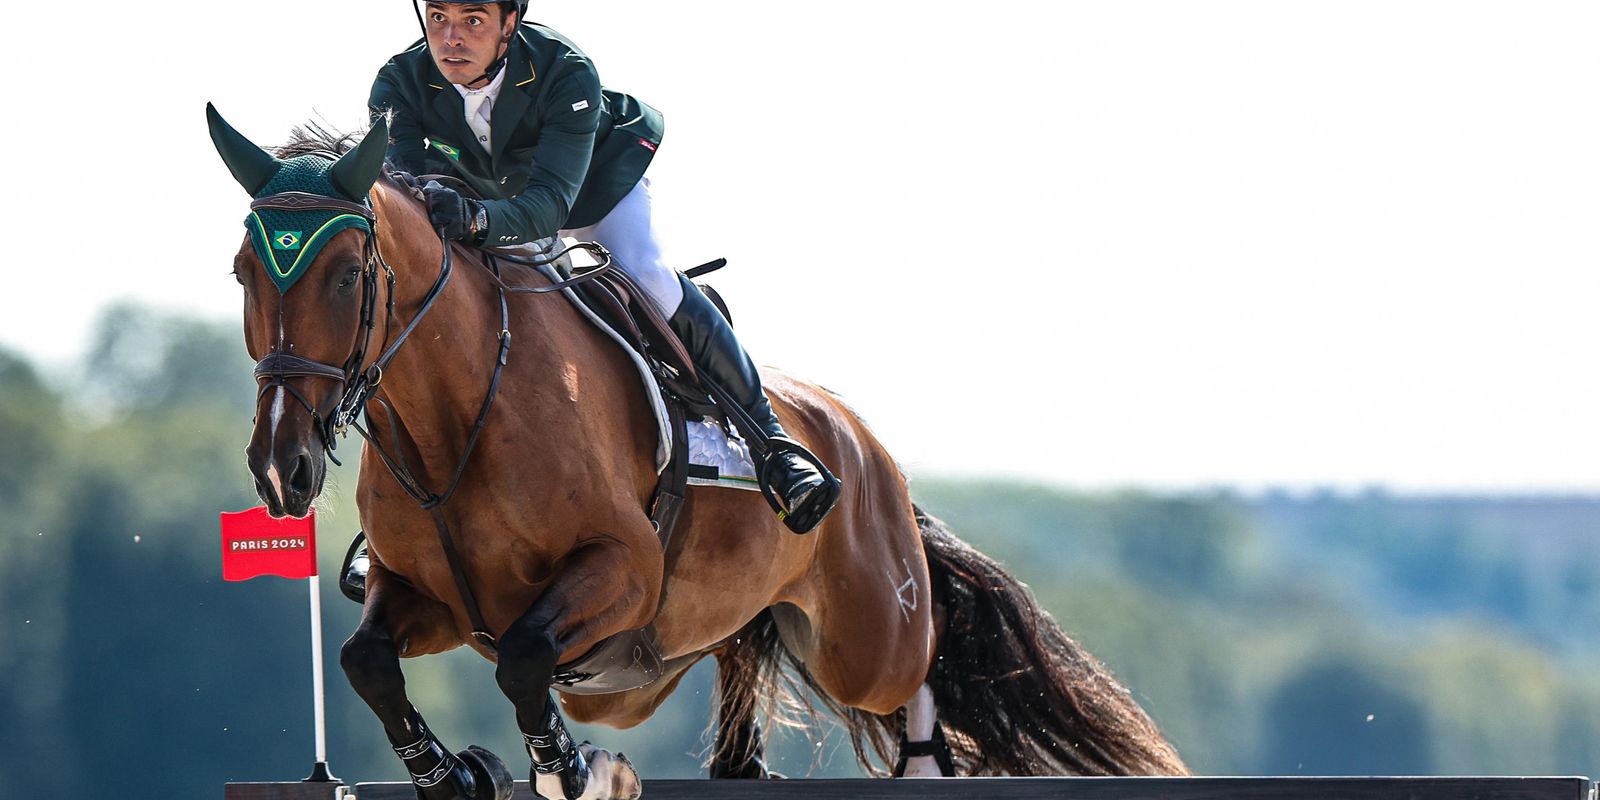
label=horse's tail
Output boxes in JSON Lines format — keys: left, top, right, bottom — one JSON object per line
{"left": 713, "top": 508, "right": 1188, "bottom": 777}
{"left": 916, "top": 506, "right": 1190, "bottom": 776}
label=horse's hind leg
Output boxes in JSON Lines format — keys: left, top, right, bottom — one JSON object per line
{"left": 708, "top": 639, "right": 775, "bottom": 779}
{"left": 893, "top": 683, "right": 955, "bottom": 777}
{"left": 340, "top": 565, "right": 513, "bottom": 800}
{"left": 709, "top": 688, "right": 770, "bottom": 778}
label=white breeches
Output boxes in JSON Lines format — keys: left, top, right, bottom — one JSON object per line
{"left": 560, "top": 176, "right": 684, "bottom": 317}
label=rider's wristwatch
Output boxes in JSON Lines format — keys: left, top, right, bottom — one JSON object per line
{"left": 471, "top": 203, "right": 489, "bottom": 237}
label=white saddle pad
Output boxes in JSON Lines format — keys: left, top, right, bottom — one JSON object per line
{"left": 685, "top": 417, "right": 758, "bottom": 490}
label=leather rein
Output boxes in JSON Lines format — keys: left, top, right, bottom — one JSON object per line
{"left": 249, "top": 185, "right": 614, "bottom": 651}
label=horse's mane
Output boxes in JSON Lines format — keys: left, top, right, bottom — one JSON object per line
{"left": 274, "top": 118, "right": 404, "bottom": 183}
{"left": 274, "top": 120, "right": 362, "bottom": 161}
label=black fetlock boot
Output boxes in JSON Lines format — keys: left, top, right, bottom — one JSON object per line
{"left": 391, "top": 713, "right": 512, "bottom": 800}
{"left": 892, "top": 721, "right": 956, "bottom": 778}
{"left": 525, "top": 703, "right": 590, "bottom": 800}
{"left": 339, "top": 531, "right": 369, "bottom": 604}
{"left": 667, "top": 274, "right": 841, "bottom": 534}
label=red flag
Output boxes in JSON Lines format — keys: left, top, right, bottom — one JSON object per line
{"left": 219, "top": 507, "right": 318, "bottom": 581}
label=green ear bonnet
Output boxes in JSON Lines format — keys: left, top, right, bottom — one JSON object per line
{"left": 206, "top": 103, "right": 389, "bottom": 293}
{"left": 243, "top": 158, "right": 373, "bottom": 293}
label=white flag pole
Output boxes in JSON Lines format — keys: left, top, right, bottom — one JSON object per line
{"left": 308, "top": 574, "right": 330, "bottom": 769}
{"left": 304, "top": 572, "right": 336, "bottom": 784}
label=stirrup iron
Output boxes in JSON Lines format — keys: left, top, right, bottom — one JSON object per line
{"left": 758, "top": 437, "right": 842, "bottom": 534}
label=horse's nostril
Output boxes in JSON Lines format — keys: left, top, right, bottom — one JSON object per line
{"left": 254, "top": 476, "right": 278, "bottom": 508}
{"left": 288, "top": 453, "right": 315, "bottom": 495}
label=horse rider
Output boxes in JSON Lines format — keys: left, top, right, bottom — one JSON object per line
{"left": 342, "top": 0, "right": 840, "bottom": 598}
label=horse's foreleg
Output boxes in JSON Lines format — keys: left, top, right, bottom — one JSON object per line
{"left": 341, "top": 565, "right": 512, "bottom": 800}
{"left": 496, "top": 543, "right": 652, "bottom": 800}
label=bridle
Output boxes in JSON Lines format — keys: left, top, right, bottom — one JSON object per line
{"left": 247, "top": 177, "right": 614, "bottom": 650}
{"left": 249, "top": 190, "right": 397, "bottom": 465}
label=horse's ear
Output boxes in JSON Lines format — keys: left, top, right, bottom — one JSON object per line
{"left": 206, "top": 102, "right": 281, "bottom": 196}
{"left": 330, "top": 117, "right": 390, "bottom": 202}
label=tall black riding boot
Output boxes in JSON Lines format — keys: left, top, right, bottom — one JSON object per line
{"left": 667, "top": 274, "right": 841, "bottom": 534}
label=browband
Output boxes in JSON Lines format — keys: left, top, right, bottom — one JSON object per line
{"left": 251, "top": 191, "right": 375, "bottom": 221}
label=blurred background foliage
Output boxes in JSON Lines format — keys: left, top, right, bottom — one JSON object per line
{"left": 3, "top": 305, "right": 1598, "bottom": 798}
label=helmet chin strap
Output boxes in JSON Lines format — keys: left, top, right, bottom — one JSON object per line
{"left": 460, "top": 38, "right": 511, "bottom": 88}
{"left": 412, "top": 0, "right": 516, "bottom": 89}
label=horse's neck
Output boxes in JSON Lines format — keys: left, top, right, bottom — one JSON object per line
{"left": 363, "top": 193, "right": 538, "bottom": 471}
{"left": 366, "top": 185, "right": 633, "bottom": 486}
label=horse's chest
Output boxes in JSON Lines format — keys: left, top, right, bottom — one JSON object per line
{"left": 361, "top": 511, "right": 556, "bottom": 606}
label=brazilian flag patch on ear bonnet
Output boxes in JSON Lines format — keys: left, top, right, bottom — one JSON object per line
{"left": 244, "top": 156, "right": 371, "bottom": 293}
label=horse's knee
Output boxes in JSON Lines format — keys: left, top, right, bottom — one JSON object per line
{"left": 341, "top": 626, "right": 402, "bottom": 697}
{"left": 494, "top": 622, "right": 560, "bottom": 704}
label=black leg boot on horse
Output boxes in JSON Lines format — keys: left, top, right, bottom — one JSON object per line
{"left": 667, "top": 274, "right": 841, "bottom": 534}
{"left": 495, "top": 580, "right": 643, "bottom": 800}
{"left": 341, "top": 619, "right": 514, "bottom": 800}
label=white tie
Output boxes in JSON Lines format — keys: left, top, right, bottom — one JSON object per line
{"left": 463, "top": 92, "right": 492, "bottom": 152}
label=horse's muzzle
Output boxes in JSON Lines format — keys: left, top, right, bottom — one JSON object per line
{"left": 247, "top": 391, "right": 328, "bottom": 518}
{"left": 249, "top": 447, "right": 326, "bottom": 519}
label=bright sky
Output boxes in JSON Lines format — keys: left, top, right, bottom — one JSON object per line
{"left": 4, "top": 1, "right": 1598, "bottom": 492}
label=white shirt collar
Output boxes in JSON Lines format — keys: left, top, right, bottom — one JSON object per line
{"left": 452, "top": 64, "right": 508, "bottom": 104}
{"left": 453, "top": 65, "right": 507, "bottom": 150}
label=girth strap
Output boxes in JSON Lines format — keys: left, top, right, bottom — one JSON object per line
{"left": 649, "top": 399, "right": 690, "bottom": 553}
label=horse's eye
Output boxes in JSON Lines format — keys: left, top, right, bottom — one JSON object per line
{"left": 231, "top": 266, "right": 245, "bottom": 286}
{"left": 338, "top": 266, "right": 360, "bottom": 289}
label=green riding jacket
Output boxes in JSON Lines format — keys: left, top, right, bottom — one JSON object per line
{"left": 369, "top": 23, "right": 664, "bottom": 246}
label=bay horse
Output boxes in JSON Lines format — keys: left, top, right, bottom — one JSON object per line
{"left": 208, "top": 106, "right": 1188, "bottom": 800}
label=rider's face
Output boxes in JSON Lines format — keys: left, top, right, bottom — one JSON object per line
{"left": 424, "top": 3, "right": 516, "bottom": 87}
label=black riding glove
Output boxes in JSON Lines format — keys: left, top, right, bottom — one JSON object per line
{"left": 421, "top": 180, "right": 486, "bottom": 242}
{"left": 389, "top": 169, "right": 421, "bottom": 190}
{"left": 387, "top": 170, "right": 425, "bottom": 203}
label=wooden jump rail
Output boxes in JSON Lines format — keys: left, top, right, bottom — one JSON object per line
{"left": 226, "top": 776, "right": 1597, "bottom": 800}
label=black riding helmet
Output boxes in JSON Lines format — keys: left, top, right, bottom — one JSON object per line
{"left": 410, "top": 0, "right": 529, "bottom": 85}
{"left": 413, "top": 0, "right": 529, "bottom": 22}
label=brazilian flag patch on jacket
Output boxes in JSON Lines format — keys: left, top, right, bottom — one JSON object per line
{"left": 429, "top": 140, "right": 461, "bottom": 161}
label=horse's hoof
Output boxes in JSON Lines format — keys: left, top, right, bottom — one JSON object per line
{"left": 577, "top": 742, "right": 641, "bottom": 800}
{"left": 458, "top": 745, "right": 514, "bottom": 800}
